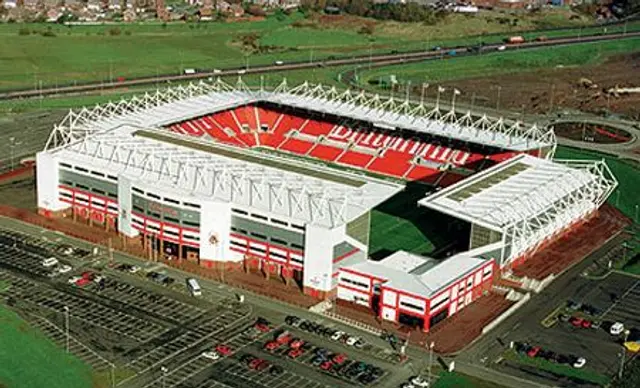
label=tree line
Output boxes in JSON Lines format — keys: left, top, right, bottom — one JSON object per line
{"left": 300, "top": 0, "right": 447, "bottom": 24}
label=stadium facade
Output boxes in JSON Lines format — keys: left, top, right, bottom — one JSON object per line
{"left": 37, "top": 79, "right": 616, "bottom": 329}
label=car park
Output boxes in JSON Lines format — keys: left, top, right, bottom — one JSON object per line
{"left": 285, "top": 315, "right": 301, "bottom": 326}
{"left": 288, "top": 348, "right": 304, "bottom": 358}
{"left": 346, "top": 336, "right": 359, "bottom": 346}
{"left": 75, "top": 277, "right": 91, "bottom": 287}
{"left": 331, "top": 331, "right": 345, "bottom": 341}
{"left": 401, "top": 383, "right": 416, "bottom": 388}
{"left": 320, "top": 360, "right": 333, "bottom": 370}
{"left": 567, "top": 300, "right": 582, "bottom": 311}
{"left": 269, "top": 365, "right": 284, "bottom": 375}
{"left": 57, "top": 264, "right": 72, "bottom": 274}
{"left": 264, "top": 341, "right": 280, "bottom": 352}
{"left": 332, "top": 353, "right": 347, "bottom": 364}
{"left": 68, "top": 275, "right": 82, "bottom": 284}
{"left": 41, "top": 257, "right": 59, "bottom": 267}
{"left": 411, "top": 376, "right": 430, "bottom": 387}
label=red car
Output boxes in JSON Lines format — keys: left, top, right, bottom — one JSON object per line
{"left": 582, "top": 320, "right": 592, "bottom": 329}
{"left": 255, "top": 323, "right": 270, "bottom": 333}
{"left": 249, "top": 358, "right": 269, "bottom": 370}
{"left": 332, "top": 353, "right": 347, "bottom": 364}
{"left": 288, "top": 349, "right": 304, "bottom": 359}
{"left": 320, "top": 361, "right": 333, "bottom": 370}
{"left": 215, "top": 344, "right": 232, "bottom": 356}
{"left": 527, "top": 346, "right": 541, "bottom": 358}
{"left": 81, "top": 271, "right": 95, "bottom": 280}
{"left": 264, "top": 341, "right": 280, "bottom": 352}
{"left": 570, "top": 317, "right": 584, "bottom": 327}
{"left": 289, "top": 339, "right": 304, "bottom": 349}
{"left": 75, "top": 278, "right": 91, "bottom": 287}
{"left": 276, "top": 331, "right": 292, "bottom": 345}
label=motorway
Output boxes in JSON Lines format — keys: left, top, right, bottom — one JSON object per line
{"left": 1, "top": 30, "right": 640, "bottom": 101}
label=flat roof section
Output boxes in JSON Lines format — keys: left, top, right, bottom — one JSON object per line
{"left": 449, "top": 162, "right": 530, "bottom": 202}
{"left": 136, "top": 130, "right": 366, "bottom": 188}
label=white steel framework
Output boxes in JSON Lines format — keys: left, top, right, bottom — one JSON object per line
{"left": 419, "top": 154, "right": 617, "bottom": 265}
{"left": 45, "top": 78, "right": 556, "bottom": 154}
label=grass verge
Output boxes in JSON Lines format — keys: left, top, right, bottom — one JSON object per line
{"left": 0, "top": 304, "right": 92, "bottom": 388}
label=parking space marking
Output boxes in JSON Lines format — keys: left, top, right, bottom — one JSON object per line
{"left": 601, "top": 280, "right": 640, "bottom": 319}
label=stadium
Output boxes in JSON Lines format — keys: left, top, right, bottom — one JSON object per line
{"left": 36, "top": 79, "right": 617, "bottom": 332}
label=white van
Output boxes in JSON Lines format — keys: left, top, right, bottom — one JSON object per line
{"left": 184, "top": 68, "right": 196, "bottom": 75}
{"left": 41, "top": 257, "right": 59, "bottom": 267}
{"left": 186, "top": 278, "right": 202, "bottom": 297}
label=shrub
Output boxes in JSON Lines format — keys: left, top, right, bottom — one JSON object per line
{"left": 18, "top": 28, "right": 31, "bottom": 36}
{"left": 108, "top": 27, "right": 121, "bottom": 36}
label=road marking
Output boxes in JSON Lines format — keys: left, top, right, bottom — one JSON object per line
{"left": 601, "top": 280, "right": 640, "bottom": 319}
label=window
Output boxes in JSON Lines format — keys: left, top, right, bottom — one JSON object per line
{"left": 183, "top": 202, "right": 200, "bottom": 209}
{"left": 183, "top": 220, "right": 199, "bottom": 228}
{"left": 164, "top": 230, "right": 178, "bottom": 237}
{"left": 270, "top": 251, "right": 286, "bottom": 259}
{"left": 76, "top": 184, "right": 89, "bottom": 190}
{"left": 107, "top": 204, "right": 118, "bottom": 211}
{"left": 232, "top": 208, "right": 248, "bottom": 215}
{"left": 164, "top": 216, "right": 179, "bottom": 224}
{"left": 132, "top": 218, "right": 143, "bottom": 225}
{"left": 290, "top": 256, "right": 304, "bottom": 264}
{"left": 132, "top": 187, "right": 144, "bottom": 194}
{"left": 91, "top": 171, "right": 104, "bottom": 177}
{"left": 250, "top": 246, "right": 266, "bottom": 253}
{"left": 147, "top": 193, "right": 160, "bottom": 200}
{"left": 107, "top": 175, "right": 117, "bottom": 181}
{"left": 132, "top": 205, "right": 144, "bottom": 213}
{"left": 271, "top": 238, "right": 287, "bottom": 246}
{"left": 60, "top": 162, "right": 72, "bottom": 168}
{"left": 230, "top": 240, "right": 246, "bottom": 248}
{"left": 400, "top": 301, "right": 424, "bottom": 312}
{"left": 251, "top": 232, "right": 267, "bottom": 240}
{"left": 107, "top": 192, "right": 117, "bottom": 199}
{"left": 340, "top": 277, "right": 368, "bottom": 289}
{"left": 91, "top": 188, "right": 105, "bottom": 195}
{"left": 60, "top": 192, "right": 72, "bottom": 199}
{"left": 74, "top": 166, "right": 88, "bottom": 173}
{"left": 230, "top": 227, "right": 238, "bottom": 232}
{"left": 164, "top": 197, "right": 179, "bottom": 205}
{"left": 148, "top": 212, "right": 161, "bottom": 219}
{"left": 291, "top": 224, "right": 305, "bottom": 231}
{"left": 252, "top": 213, "right": 268, "bottom": 221}
{"left": 60, "top": 180, "right": 73, "bottom": 186}
{"left": 430, "top": 297, "right": 450, "bottom": 312}
{"left": 271, "top": 218, "right": 288, "bottom": 226}
{"left": 91, "top": 200, "right": 103, "bottom": 207}
{"left": 291, "top": 243, "right": 304, "bottom": 251}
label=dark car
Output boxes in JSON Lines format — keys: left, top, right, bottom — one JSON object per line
{"left": 285, "top": 315, "right": 300, "bottom": 326}
{"left": 269, "top": 365, "right": 284, "bottom": 375}
{"left": 311, "top": 356, "right": 324, "bottom": 366}
{"left": 567, "top": 300, "right": 582, "bottom": 311}
{"left": 358, "top": 373, "right": 377, "bottom": 385}
{"left": 162, "top": 277, "right": 175, "bottom": 286}
{"left": 240, "top": 354, "right": 255, "bottom": 364}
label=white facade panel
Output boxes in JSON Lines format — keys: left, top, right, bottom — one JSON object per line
{"left": 117, "top": 175, "right": 137, "bottom": 238}
{"left": 398, "top": 295, "right": 426, "bottom": 313}
{"left": 382, "top": 289, "right": 397, "bottom": 307}
{"left": 381, "top": 306, "right": 396, "bottom": 322}
{"left": 37, "top": 152, "right": 66, "bottom": 211}
{"left": 337, "top": 286, "right": 368, "bottom": 304}
{"left": 200, "top": 200, "right": 232, "bottom": 262}
{"left": 304, "top": 224, "right": 344, "bottom": 292}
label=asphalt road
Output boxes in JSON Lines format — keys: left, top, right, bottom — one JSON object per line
{"left": 1, "top": 30, "right": 639, "bottom": 101}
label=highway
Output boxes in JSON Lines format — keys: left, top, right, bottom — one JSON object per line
{"left": 1, "top": 30, "right": 639, "bottom": 101}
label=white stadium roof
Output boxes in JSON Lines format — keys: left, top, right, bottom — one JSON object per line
{"left": 419, "top": 154, "right": 617, "bottom": 263}
{"left": 51, "top": 126, "right": 402, "bottom": 228}
{"left": 45, "top": 78, "right": 555, "bottom": 154}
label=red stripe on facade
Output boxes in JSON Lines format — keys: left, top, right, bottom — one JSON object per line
{"left": 332, "top": 248, "right": 360, "bottom": 264}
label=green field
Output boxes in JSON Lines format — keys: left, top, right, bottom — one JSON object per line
{"left": 359, "top": 37, "right": 640, "bottom": 86}
{"left": 0, "top": 11, "right": 638, "bottom": 91}
{"left": 435, "top": 371, "right": 506, "bottom": 388}
{"left": 0, "top": 304, "right": 92, "bottom": 388}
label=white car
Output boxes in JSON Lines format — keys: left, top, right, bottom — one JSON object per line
{"left": 213, "top": 69, "right": 221, "bottom": 74}
{"left": 610, "top": 322, "right": 625, "bottom": 336}
{"left": 346, "top": 336, "right": 359, "bottom": 346}
{"left": 42, "top": 257, "right": 59, "bottom": 267}
{"left": 497, "top": 45, "right": 506, "bottom": 51}
{"left": 67, "top": 275, "right": 82, "bottom": 284}
{"left": 411, "top": 376, "right": 430, "bottom": 387}
{"left": 401, "top": 383, "right": 416, "bottom": 388}
{"left": 202, "top": 351, "right": 220, "bottom": 361}
{"left": 274, "top": 60, "right": 284, "bottom": 66}
{"left": 331, "top": 331, "right": 345, "bottom": 341}
{"left": 57, "top": 264, "right": 72, "bottom": 274}
{"left": 237, "top": 69, "right": 246, "bottom": 75}
{"left": 128, "top": 265, "right": 141, "bottom": 274}
{"left": 573, "top": 357, "right": 586, "bottom": 369}
{"left": 93, "top": 275, "right": 105, "bottom": 284}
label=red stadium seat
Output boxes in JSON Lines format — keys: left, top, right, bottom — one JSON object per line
{"left": 336, "top": 150, "right": 374, "bottom": 168}
{"left": 309, "top": 144, "right": 343, "bottom": 162}
{"left": 280, "top": 138, "right": 316, "bottom": 155}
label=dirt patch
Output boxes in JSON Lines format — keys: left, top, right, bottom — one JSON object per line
{"left": 442, "top": 52, "right": 640, "bottom": 119}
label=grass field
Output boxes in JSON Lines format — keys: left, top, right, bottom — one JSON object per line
{"left": 0, "top": 10, "right": 637, "bottom": 91}
{"left": 0, "top": 304, "right": 92, "bottom": 388}
{"left": 434, "top": 371, "right": 506, "bottom": 388}
{"left": 359, "top": 37, "right": 640, "bottom": 86}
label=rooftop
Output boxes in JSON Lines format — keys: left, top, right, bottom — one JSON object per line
{"left": 418, "top": 154, "right": 616, "bottom": 231}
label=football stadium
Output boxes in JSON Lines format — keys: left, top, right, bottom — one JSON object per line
{"left": 36, "top": 79, "right": 617, "bottom": 332}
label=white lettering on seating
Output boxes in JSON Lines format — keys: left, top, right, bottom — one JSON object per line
{"left": 439, "top": 147, "right": 453, "bottom": 161}
{"left": 328, "top": 126, "right": 352, "bottom": 140}
{"left": 397, "top": 138, "right": 412, "bottom": 153}
{"left": 451, "top": 151, "right": 471, "bottom": 165}
{"left": 183, "top": 122, "right": 205, "bottom": 137}
{"left": 416, "top": 144, "right": 432, "bottom": 157}
{"left": 170, "top": 125, "right": 185, "bottom": 134}
{"left": 199, "top": 119, "right": 211, "bottom": 130}
{"left": 429, "top": 146, "right": 443, "bottom": 159}
{"left": 387, "top": 137, "right": 407, "bottom": 151}
{"left": 360, "top": 132, "right": 376, "bottom": 146}
{"left": 371, "top": 133, "right": 392, "bottom": 148}
{"left": 408, "top": 141, "right": 422, "bottom": 155}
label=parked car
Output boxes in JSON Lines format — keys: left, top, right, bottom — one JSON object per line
{"left": 558, "top": 313, "right": 570, "bottom": 323}
{"left": 497, "top": 45, "right": 506, "bottom": 51}
{"left": 42, "top": 257, "right": 59, "bottom": 267}
{"left": 57, "top": 264, "right": 72, "bottom": 274}
{"left": 288, "top": 349, "right": 304, "bottom": 358}
{"left": 215, "top": 344, "right": 232, "bottom": 356}
{"left": 573, "top": 357, "right": 587, "bottom": 369}
{"left": 331, "top": 331, "right": 345, "bottom": 341}
{"left": 332, "top": 353, "right": 347, "bottom": 365}
{"left": 320, "top": 360, "right": 333, "bottom": 371}
{"left": 285, "top": 315, "right": 301, "bottom": 326}
{"left": 411, "top": 376, "right": 430, "bottom": 387}
{"left": 569, "top": 316, "right": 584, "bottom": 327}
{"left": 567, "top": 300, "right": 582, "bottom": 311}
{"left": 68, "top": 275, "right": 82, "bottom": 284}
{"left": 611, "top": 322, "right": 625, "bottom": 335}
{"left": 591, "top": 320, "right": 602, "bottom": 330}
{"left": 269, "top": 365, "right": 284, "bottom": 375}
{"left": 289, "top": 338, "right": 304, "bottom": 349}
{"left": 311, "top": 355, "right": 324, "bottom": 366}
{"left": 75, "top": 277, "right": 91, "bottom": 287}
{"left": 264, "top": 341, "right": 280, "bottom": 352}
{"left": 201, "top": 351, "right": 220, "bottom": 361}
{"left": 346, "top": 336, "right": 359, "bottom": 346}
{"left": 527, "top": 346, "right": 541, "bottom": 358}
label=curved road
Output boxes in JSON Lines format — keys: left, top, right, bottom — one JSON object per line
{"left": 1, "top": 30, "right": 639, "bottom": 101}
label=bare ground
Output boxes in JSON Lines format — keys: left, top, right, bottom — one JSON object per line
{"left": 441, "top": 52, "right": 640, "bottom": 119}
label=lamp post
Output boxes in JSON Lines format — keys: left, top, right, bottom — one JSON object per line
{"left": 427, "top": 341, "right": 435, "bottom": 387}
{"left": 436, "top": 86, "right": 444, "bottom": 111}
{"left": 9, "top": 137, "right": 21, "bottom": 171}
{"left": 451, "top": 89, "right": 461, "bottom": 112}
{"left": 64, "top": 306, "right": 70, "bottom": 353}
{"left": 420, "top": 83, "right": 429, "bottom": 106}
{"left": 495, "top": 85, "right": 502, "bottom": 111}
